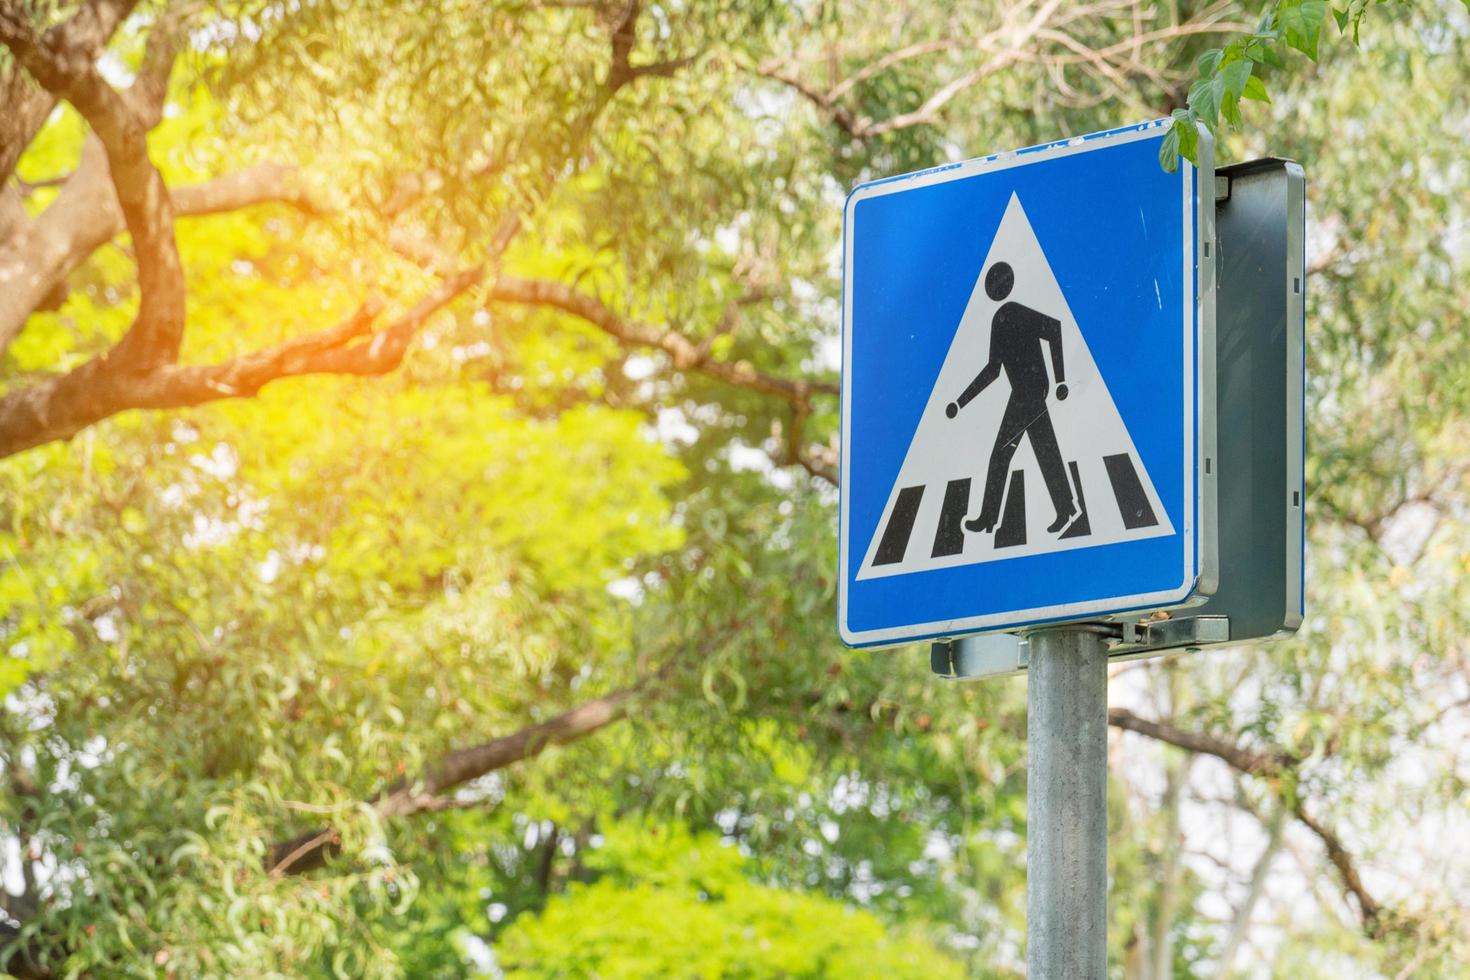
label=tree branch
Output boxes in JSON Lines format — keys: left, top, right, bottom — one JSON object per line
{"left": 0, "top": 0, "right": 625, "bottom": 459}
{"left": 856, "top": 47, "right": 1029, "bottom": 137}
{"left": 754, "top": 60, "right": 863, "bottom": 138}
{"left": 267, "top": 682, "right": 645, "bottom": 876}
{"left": 490, "top": 276, "right": 839, "bottom": 483}
{"left": 0, "top": 0, "right": 138, "bottom": 184}
{"left": 489, "top": 275, "right": 837, "bottom": 405}
{"left": 774, "top": 398, "right": 838, "bottom": 486}
{"left": 1108, "top": 707, "right": 1387, "bottom": 937}
{"left": 1291, "top": 797, "right": 1383, "bottom": 933}
{"left": 0, "top": 265, "right": 482, "bottom": 459}
{"left": 825, "top": 38, "right": 969, "bottom": 103}
{"left": 757, "top": 0, "right": 1248, "bottom": 141}
{"left": 604, "top": 0, "right": 641, "bottom": 91}
{"left": 127, "top": 1, "right": 197, "bottom": 126}
{"left": 1108, "top": 706, "right": 1298, "bottom": 777}
{"left": 757, "top": 0, "right": 1061, "bottom": 139}
{"left": 1217, "top": 799, "right": 1286, "bottom": 976}
{"left": 628, "top": 54, "right": 697, "bottom": 80}
{"left": 0, "top": 3, "right": 185, "bottom": 370}
{"left": 1, "top": 155, "right": 324, "bottom": 354}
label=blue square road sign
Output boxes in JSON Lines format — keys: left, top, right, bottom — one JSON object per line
{"left": 839, "top": 120, "right": 1218, "bottom": 648}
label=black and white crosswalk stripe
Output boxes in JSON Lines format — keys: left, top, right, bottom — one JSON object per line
{"left": 931, "top": 479, "right": 970, "bottom": 557}
{"left": 871, "top": 453, "right": 1158, "bottom": 567}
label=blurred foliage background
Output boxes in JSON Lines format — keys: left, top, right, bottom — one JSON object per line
{"left": 1, "top": 0, "right": 1469, "bottom": 976}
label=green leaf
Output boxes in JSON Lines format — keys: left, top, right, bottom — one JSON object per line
{"left": 1161, "top": 110, "right": 1201, "bottom": 170}
{"left": 1247, "top": 39, "right": 1286, "bottom": 67}
{"left": 1221, "top": 94, "right": 1243, "bottom": 128}
{"left": 1196, "top": 48, "right": 1224, "bottom": 76}
{"left": 1188, "top": 76, "right": 1225, "bottom": 127}
{"left": 1177, "top": 115, "right": 1200, "bottom": 163}
{"left": 1279, "top": 0, "right": 1327, "bottom": 60}
{"left": 1220, "top": 58, "right": 1253, "bottom": 99}
{"left": 1158, "top": 123, "right": 1181, "bottom": 172}
{"left": 1243, "top": 75, "right": 1271, "bottom": 103}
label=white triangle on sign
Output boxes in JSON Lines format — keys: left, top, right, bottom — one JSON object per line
{"left": 857, "top": 192, "right": 1173, "bottom": 581}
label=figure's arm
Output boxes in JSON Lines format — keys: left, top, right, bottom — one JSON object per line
{"left": 949, "top": 360, "right": 1000, "bottom": 416}
{"left": 1040, "top": 315, "right": 1065, "bottom": 386}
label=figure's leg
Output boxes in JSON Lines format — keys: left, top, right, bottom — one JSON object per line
{"left": 968, "top": 399, "right": 1028, "bottom": 532}
{"left": 1025, "top": 410, "right": 1076, "bottom": 532}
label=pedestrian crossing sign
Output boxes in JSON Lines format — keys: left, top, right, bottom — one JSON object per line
{"left": 839, "top": 120, "right": 1218, "bottom": 648}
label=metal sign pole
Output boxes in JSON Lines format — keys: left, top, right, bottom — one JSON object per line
{"left": 1026, "top": 626, "right": 1109, "bottom": 979}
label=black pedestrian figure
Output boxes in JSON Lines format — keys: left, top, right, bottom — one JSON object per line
{"left": 946, "top": 262, "right": 1076, "bottom": 535}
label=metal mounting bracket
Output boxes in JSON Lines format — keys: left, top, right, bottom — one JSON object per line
{"left": 1106, "top": 615, "right": 1229, "bottom": 657}
{"left": 930, "top": 616, "right": 1231, "bottom": 679}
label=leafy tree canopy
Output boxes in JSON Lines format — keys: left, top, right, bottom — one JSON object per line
{"left": 1, "top": 1, "right": 1468, "bottom": 977}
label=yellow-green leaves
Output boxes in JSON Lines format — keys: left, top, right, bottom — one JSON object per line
{"left": 1279, "top": 0, "right": 1328, "bottom": 59}
{"left": 497, "top": 822, "right": 966, "bottom": 980}
{"left": 1163, "top": 0, "right": 1370, "bottom": 171}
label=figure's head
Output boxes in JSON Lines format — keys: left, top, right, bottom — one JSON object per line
{"left": 985, "top": 262, "right": 1014, "bottom": 301}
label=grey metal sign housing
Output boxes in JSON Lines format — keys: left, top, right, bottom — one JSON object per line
{"left": 933, "top": 157, "right": 1306, "bottom": 678}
